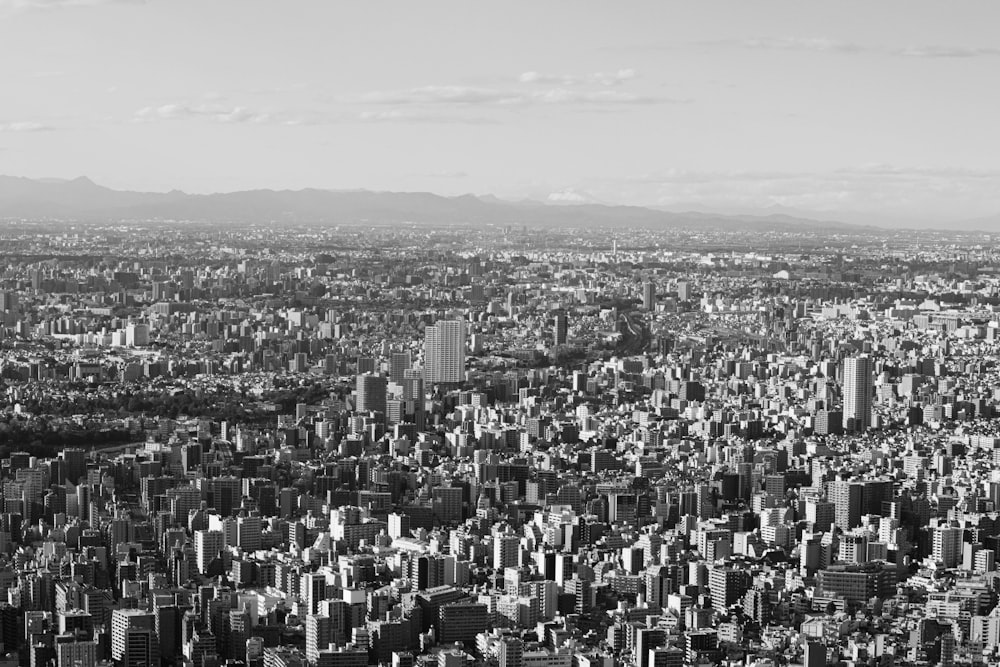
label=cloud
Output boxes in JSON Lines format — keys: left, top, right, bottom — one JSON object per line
{"left": 356, "top": 109, "right": 498, "bottom": 124}
{"left": 546, "top": 189, "right": 604, "bottom": 205}
{"left": 894, "top": 45, "right": 1000, "bottom": 58}
{"left": 349, "top": 86, "right": 514, "bottom": 106}
{"left": 345, "top": 83, "right": 675, "bottom": 107}
{"left": 133, "top": 102, "right": 501, "bottom": 127}
{"left": 133, "top": 103, "right": 276, "bottom": 125}
{"left": 742, "top": 37, "right": 862, "bottom": 53}
{"left": 519, "top": 69, "right": 637, "bottom": 86}
{"left": 0, "top": 121, "right": 51, "bottom": 132}
{"left": 737, "top": 36, "right": 1000, "bottom": 59}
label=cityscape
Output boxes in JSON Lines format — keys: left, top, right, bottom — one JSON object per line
{"left": 3, "top": 2, "right": 1000, "bottom": 667}
{"left": 1, "top": 219, "right": 1000, "bottom": 667}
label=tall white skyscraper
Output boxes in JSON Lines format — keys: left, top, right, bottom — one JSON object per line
{"left": 842, "top": 355, "right": 873, "bottom": 432}
{"left": 194, "top": 529, "right": 224, "bottom": 575}
{"left": 424, "top": 319, "right": 466, "bottom": 384}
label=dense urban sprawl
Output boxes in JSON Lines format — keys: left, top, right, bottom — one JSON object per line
{"left": 2, "top": 221, "right": 1000, "bottom": 667}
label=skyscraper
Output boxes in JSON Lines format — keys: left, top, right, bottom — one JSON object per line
{"left": 842, "top": 355, "right": 873, "bottom": 432}
{"left": 356, "top": 373, "right": 387, "bottom": 416}
{"left": 60, "top": 447, "right": 87, "bottom": 486}
{"left": 194, "top": 529, "right": 224, "bottom": 575}
{"left": 424, "top": 320, "right": 465, "bottom": 384}
{"left": 390, "top": 351, "right": 412, "bottom": 384}
{"left": 553, "top": 314, "right": 568, "bottom": 346}
{"left": 642, "top": 282, "right": 656, "bottom": 310}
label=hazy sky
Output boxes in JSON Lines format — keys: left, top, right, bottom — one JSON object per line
{"left": 1, "top": 0, "right": 999, "bottom": 224}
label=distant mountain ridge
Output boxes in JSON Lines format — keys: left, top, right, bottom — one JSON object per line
{"left": 0, "top": 174, "right": 880, "bottom": 232}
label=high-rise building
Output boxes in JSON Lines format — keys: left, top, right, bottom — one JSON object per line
{"left": 564, "top": 577, "right": 592, "bottom": 615}
{"left": 229, "top": 607, "right": 252, "bottom": 661}
{"left": 111, "top": 609, "right": 158, "bottom": 667}
{"left": 155, "top": 604, "right": 182, "bottom": 663}
{"left": 642, "top": 282, "right": 656, "bottom": 310}
{"left": 390, "top": 351, "right": 412, "bottom": 384}
{"left": 356, "top": 373, "right": 387, "bottom": 417}
{"left": 194, "top": 529, "right": 224, "bottom": 575}
{"left": 424, "top": 320, "right": 466, "bottom": 384}
{"left": 302, "top": 572, "right": 327, "bottom": 616}
{"left": 498, "top": 637, "right": 524, "bottom": 667}
{"left": 676, "top": 281, "right": 691, "bottom": 301}
{"left": 635, "top": 627, "right": 666, "bottom": 667}
{"left": 708, "top": 567, "right": 749, "bottom": 609}
{"left": 493, "top": 533, "right": 520, "bottom": 570}
{"left": 805, "top": 498, "right": 835, "bottom": 532}
{"left": 237, "top": 515, "right": 262, "bottom": 551}
{"left": 843, "top": 355, "right": 873, "bottom": 432}
{"left": 804, "top": 642, "right": 826, "bottom": 667}
{"left": 438, "top": 602, "right": 488, "bottom": 644}
{"left": 933, "top": 525, "right": 963, "bottom": 568}
{"left": 431, "top": 486, "right": 463, "bottom": 525}
{"left": 553, "top": 314, "right": 568, "bottom": 346}
{"left": 125, "top": 323, "right": 150, "bottom": 347}
{"left": 828, "top": 480, "right": 863, "bottom": 531}
{"left": 60, "top": 448, "right": 87, "bottom": 486}
{"left": 0, "top": 290, "right": 19, "bottom": 313}
{"left": 306, "top": 614, "right": 334, "bottom": 664}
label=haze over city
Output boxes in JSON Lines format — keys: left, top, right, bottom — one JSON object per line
{"left": 1, "top": 0, "right": 999, "bottom": 228}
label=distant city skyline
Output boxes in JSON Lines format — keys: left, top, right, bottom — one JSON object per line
{"left": 1, "top": 0, "right": 999, "bottom": 225}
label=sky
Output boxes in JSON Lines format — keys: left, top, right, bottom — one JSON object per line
{"left": 1, "top": 0, "right": 999, "bottom": 225}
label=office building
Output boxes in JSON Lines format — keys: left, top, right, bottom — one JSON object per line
{"left": 642, "top": 282, "right": 656, "bottom": 310}
{"left": 390, "top": 351, "right": 412, "bottom": 384}
{"left": 111, "top": 609, "right": 158, "bottom": 667}
{"left": 194, "top": 529, "right": 224, "bottom": 575}
{"left": 306, "top": 614, "right": 334, "bottom": 664}
{"left": 815, "top": 562, "right": 897, "bottom": 606}
{"left": 843, "top": 355, "right": 873, "bottom": 432}
{"left": 424, "top": 320, "right": 465, "bottom": 384}
{"left": 356, "top": 373, "right": 387, "bottom": 416}
{"left": 828, "top": 480, "right": 863, "bottom": 531}
{"left": 553, "top": 314, "right": 568, "bottom": 346}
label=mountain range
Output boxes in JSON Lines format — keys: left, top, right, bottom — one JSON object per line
{"left": 0, "top": 175, "right": 982, "bottom": 232}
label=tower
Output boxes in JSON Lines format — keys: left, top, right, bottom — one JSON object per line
{"left": 553, "top": 314, "right": 568, "bottom": 346}
{"left": 842, "top": 355, "right": 873, "bottom": 432}
{"left": 642, "top": 282, "right": 656, "bottom": 311}
{"left": 424, "top": 320, "right": 466, "bottom": 384}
